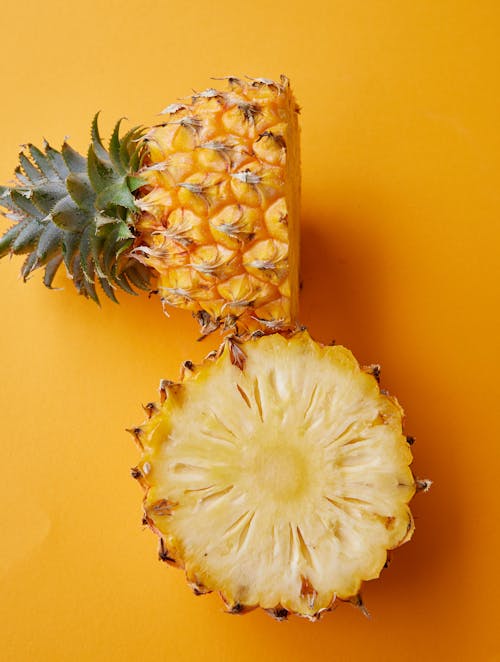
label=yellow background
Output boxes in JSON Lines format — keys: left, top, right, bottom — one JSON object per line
{"left": 1, "top": 1, "right": 499, "bottom": 660}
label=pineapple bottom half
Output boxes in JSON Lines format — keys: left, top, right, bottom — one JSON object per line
{"left": 132, "top": 331, "right": 416, "bottom": 620}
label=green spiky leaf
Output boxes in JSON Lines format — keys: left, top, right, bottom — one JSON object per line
{"left": 90, "top": 113, "right": 110, "bottom": 163}
{"left": 19, "top": 153, "right": 44, "bottom": 184}
{"left": 14, "top": 167, "right": 31, "bottom": 187}
{"left": 87, "top": 143, "right": 116, "bottom": 193}
{"left": 28, "top": 144, "right": 56, "bottom": 179}
{"left": 0, "top": 115, "right": 151, "bottom": 304}
{"left": 127, "top": 175, "right": 147, "bottom": 192}
{"left": 0, "top": 224, "right": 24, "bottom": 258}
{"left": 113, "top": 270, "right": 136, "bottom": 295}
{"left": 126, "top": 262, "right": 152, "bottom": 291}
{"left": 62, "top": 231, "right": 80, "bottom": 272}
{"left": 62, "top": 142, "right": 86, "bottom": 173}
{"left": 95, "top": 179, "right": 135, "bottom": 210}
{"left": 44, "top": 142, "right": 68, "bottom": 180}
{"left": 37, "top": 224, "right": 64, "bottom": 263}
{"left": 31, "top": 181, "right": 66, "bottom": 214}
{"left": 12, "top": 221, "right": 44, "bottom": 254}
{"left": 66, "top": 173, "right": 95, "bottom": 211}
{"left": 21, "top": 252, "right": 39, "bottom": 281}
{"left": 10, "top": 190, "right": 43, "bottom": 218}
{"left": 98, "top": 276, "right": 118, "bottom": 303}
{"left": 51, "top": 197, "right": 87, "bottom": 231}
{"left": 43, "top": 255, "right": 63, "bottom": 288}
{"left": 109, "top": 119, "right": 126, "bottom": 175}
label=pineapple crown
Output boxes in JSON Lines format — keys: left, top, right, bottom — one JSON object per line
{"left": 0, "top": 116, "right": 152, "bottom": 303}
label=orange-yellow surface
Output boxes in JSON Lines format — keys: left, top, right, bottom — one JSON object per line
{"left": 0, "top": 1, "right": 499, "bottom": 660}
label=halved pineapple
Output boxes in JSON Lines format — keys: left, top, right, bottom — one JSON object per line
{"left": 133, "top": 331, "right": 416, "bottom": 620}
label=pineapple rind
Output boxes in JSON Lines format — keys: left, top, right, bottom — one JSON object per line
{"left": 135, "top": 76, "right": 300, "bottom": 334}
{"left": 135, "top": 331, "right": 416, "bottom": 619}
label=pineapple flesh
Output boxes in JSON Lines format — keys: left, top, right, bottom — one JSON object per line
{"left": 134, "top": 331, "right": 416, "bottom": 620}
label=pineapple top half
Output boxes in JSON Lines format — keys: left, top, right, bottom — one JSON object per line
{"left": 0, "top": 76, "right": 300, "bottom": 336}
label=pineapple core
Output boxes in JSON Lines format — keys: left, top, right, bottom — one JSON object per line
{"left": 135, "top": 331, "right": 415, "bottom": 620}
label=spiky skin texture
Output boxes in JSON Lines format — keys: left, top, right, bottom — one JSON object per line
{"left": 132, "top": 331, "right": 416, "bottom": 621}
{"left": 134, "top": 76, "right": 300, "bottom": 334}
{"left": 0, "top": 76, "right": 300, "bottom": 333}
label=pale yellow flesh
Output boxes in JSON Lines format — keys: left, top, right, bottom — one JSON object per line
{"left": 138, "top": 332, "right": 415, "bottom": 619}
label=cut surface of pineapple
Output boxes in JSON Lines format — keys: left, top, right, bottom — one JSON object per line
{"left": 135, "top": 331, "right": 415, "bottom": 620}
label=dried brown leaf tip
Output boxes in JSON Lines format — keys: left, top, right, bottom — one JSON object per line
{"left": 350, "top": 594, "right": 370, "bottom": 619}
{"left": 126, "top": 427, "right": 144, "bottom": 449}
{"left": 180, "top": 360, "right": 195, "bottom": 380}
{"left": 188, "top": 578, "right": 210, "bottom": 596}
{"left": 220, "top": 595, "right": 256, "bottom": 615}
{"left": 158, "top": 379, "right": 182, "bottom": 402}
{"left": 365, "top": 364, "right": 381, "bottom": 383}
{"left": 227, "top": 602, "right": 245, "bottom": 614}
{"left": 158, "top": 538, "right": 176, "bottom": 563}
{"left": 227, "top": 337, "right": 246, "bottom": 370}
{"left": 266, "top": 607, "right": 289, "bottom": 621}
{"left": 416, "top": 478, "right": 433, "bottom": 492}
{"left": 194, "top": 310, "right": 221, "bottom": 338}
{"left": 142, "top": 402, "right": 158, "bottom": 418}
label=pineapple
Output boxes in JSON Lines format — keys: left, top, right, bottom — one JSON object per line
{"left": 132, "top": 331, "right": 419, "bottom": 620}
{"left": 0, "top": 76, "right": 299, "bottom": 335}
{"left": 0, "top": 75, "right": 426, "bottom": 618}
